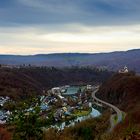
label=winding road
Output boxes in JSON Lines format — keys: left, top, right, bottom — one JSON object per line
{"left": 92, "top": 87, "right": 123, "bottom": 131}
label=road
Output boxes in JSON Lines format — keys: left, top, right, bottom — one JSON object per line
{"left": 92, "top": 88, "right": 122, "bottom": 131}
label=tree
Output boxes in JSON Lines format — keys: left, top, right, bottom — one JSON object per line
{"left": 10, "top": 106, "right": 43, "bottom": 140}
{"left": 3, "top": 101, "right": 15, "bottom": 111}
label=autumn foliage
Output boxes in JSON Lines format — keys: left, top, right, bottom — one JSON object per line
{"left": 0, "top": 126, "right": 12, "bottom": 140}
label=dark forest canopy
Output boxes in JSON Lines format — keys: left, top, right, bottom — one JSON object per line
{"left": 0, "top": 66, "right": 113, "bottom": 99}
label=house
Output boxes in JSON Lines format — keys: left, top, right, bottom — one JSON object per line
{"left": 0, "top": 96, "right": 10, "bottom": 106}
{"left": 51, "top": 87, "right": 61, "bottom": 95}
{"left": 0, "top": 111, "right": 7, "bottom": 124}
{"left": 87, "top": 85, "right": 92, "bottom": 90}
{"left": 40, "top": 104, "right": 49, "bottom": 111}
{"left": 119, "top": 66, "right": 129, "bottom": 73}
{"left": 58, "top": 95, "right": 65, "bottom": 100}
{"left": 54, "top": 109, "right": 63, "bottom": 121}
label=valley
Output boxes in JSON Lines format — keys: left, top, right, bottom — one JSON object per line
{"left": 0, "top": 67, "right": 140, "bottom": 140}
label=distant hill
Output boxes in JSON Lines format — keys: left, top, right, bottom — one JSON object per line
{"left": 0, "top": 49, "right": 140, "bottom": 72}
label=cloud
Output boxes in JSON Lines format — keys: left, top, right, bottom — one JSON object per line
{"left": 0, "top": 0, "right": 139, "bottom": 26}
{"left": 0, "top": 0, "right": 140, "bottom": 54}
{"left": 16, "top": 0, "right": 82, "bottom": 14}
{"left": 0, "top": 24, "right": 140, "bottom": 54}
{"left": 17, "top": 0, "right": 44, "bottom": 8}
{"left": 101, "top": 0, "right": 140, "bottom": 10}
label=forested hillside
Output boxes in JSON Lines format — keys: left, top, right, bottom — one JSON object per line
{"left": 97, "top": 72, "right": 140, "bottom": 139}
{"left": 0, "top": 67, "right": 113, "bottom": 99}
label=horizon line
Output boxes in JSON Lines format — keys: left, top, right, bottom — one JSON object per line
{"left": 0, "top": 48, "right": 139, "bottom": 56}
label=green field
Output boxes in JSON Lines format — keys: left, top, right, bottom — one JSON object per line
{"left": 73, "top": 108, "right": 92, "bottom": 117}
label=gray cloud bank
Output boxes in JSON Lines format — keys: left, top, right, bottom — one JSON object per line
{"left": 0, "top": 0, "right": 140, "bottom": 26}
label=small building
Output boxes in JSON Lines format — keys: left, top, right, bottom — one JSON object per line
{"left": 40, "top": 104, "right": 49, "bottom": 111}
{"left": 0, "top": 111, "right": 7, "bottom": 124}
{"left": 119, "top": 66, "right": 129, "bottom": 73}
{"left": 58, "top": 95, "right": 65, "bottom": 100}
{"left": 51, "top": 87, "right": 61, "bottom": 95}
{"left": 89, "top": 102, "right": 92, "bottom": 108}
{"left": 87, "top": 85, "right": 92, "bottom": 90}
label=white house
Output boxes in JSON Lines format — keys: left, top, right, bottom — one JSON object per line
{"left": 51, "top": 87, "right": 61, "bottom": 95}
{"left": 87, "top": 85, "right": 92, "bottom": 90}
{"left": 119, "top": 66, "right": 129, "bottom": 73}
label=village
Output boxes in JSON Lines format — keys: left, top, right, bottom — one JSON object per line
{"left": 0, "top": 96, "right": 11, "bottom": 124}
{"left": 41, "top": 85, "right": 93, "bottom": 122}
{"left": 0, "top": 66, "right": 129, "bottom": 126}
{"left": 0, "top": 85, "right": 94, "bottom": 126}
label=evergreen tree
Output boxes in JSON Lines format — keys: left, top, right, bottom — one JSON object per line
{"left": 10, "top": 106, "right": 43, "bottom": 140}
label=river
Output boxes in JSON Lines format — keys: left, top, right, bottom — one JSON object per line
{"left": 51, "top": 107, "right": 101, "bottom": 130}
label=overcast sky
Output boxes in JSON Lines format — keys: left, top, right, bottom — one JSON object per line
{"left": 0, "top": 0, "right": 140, "bottom": 54}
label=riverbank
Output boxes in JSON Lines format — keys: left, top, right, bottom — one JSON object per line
{"left": 44, "top": 111, "right": 110, "bottom": 140}
{"left": 49, "top": 107, "right": 100, "bottom": 130}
